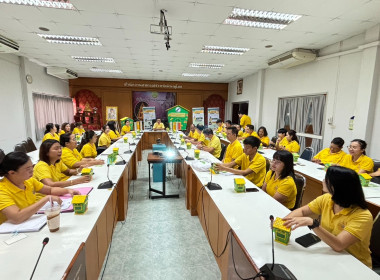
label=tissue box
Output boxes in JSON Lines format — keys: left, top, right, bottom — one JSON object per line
{"left": 72, "top": 195, "right": 88, "bottom": 214}
{"left": 273, "top": 217, "right": 291, "bottom": 245}
{"left": 234, "top": 178, "right": 246, "bottom": 193}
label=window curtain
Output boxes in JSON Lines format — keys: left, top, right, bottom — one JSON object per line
{"left": 33, "top": 93, "right": 74, "bottom": 140}
{"left": 307, "top": 95, "right": 326, "bottom": 153}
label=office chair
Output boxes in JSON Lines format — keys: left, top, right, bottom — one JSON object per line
{"left": 300, "top": 147, "right": 314, "bottom": 161}
{"left": 0, "top": 149, "right": 5, "bottom": 163}
{"left": 370, "top": 213, "right": 380, "bottom": 275}
{"left": 292, "top": 173, "right": 306, "bottom": 210}
{"left": 26, "top": 137, "right": 37, "bottom": 152}
{"left": 218, "top": 143, "right": 226, "bottom": 161}
{"left": 14, "top": 143, "right": 27, "bottom": 153}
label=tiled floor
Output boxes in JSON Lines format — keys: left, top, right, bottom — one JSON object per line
{"left": 99, "top": 150, "right": 221, "bottom": 280}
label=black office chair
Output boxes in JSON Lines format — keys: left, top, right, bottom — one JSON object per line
{"left": 218, "top": 143, "right": 226, "bottom": 161}
{"left": 292, "top": 173, "right": 306, "bottom": 210}
{"left": 26, "top": 137, "right": 37, "bottom": 152}
{"left": 14, "top": 143, "right": 27, "bottom": 153}
{"left": 0, "top": 149, "right": 5, "bottom": 163}
{"left": 268, "top": 136, "right": 277, "bottom": 148}
{"left": 300, "top": 147, "right": 314, "bottom": 161}
{"left": 265, "top": 158, "right": 270, "bottom": 172}
{"left": 96, "top": 146, "right": 107, "bottom": 155}
{"left": 370, "top": 213, "right": 380, "bottom": 274}
{"left": 371, "top": 161, "right": 380, "bottom": 184}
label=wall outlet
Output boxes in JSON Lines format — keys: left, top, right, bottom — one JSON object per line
{"left": 328, "top": 117, "right": 334, "bottom": 125}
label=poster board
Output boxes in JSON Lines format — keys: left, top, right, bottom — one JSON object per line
{"left": 142, "top": 107, "right": 156, "bottom": 130}
{"left": 192, "top": 107, "right": 204, "bottom": 126}
{"left": 207, "top": 107, "right": 220, "bottom": 129}
{"left": 167, "top": 105, "right": 189, "bottom": 130}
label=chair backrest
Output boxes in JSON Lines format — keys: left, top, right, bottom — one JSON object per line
{"left": 265, "top": 158, "right": 270, "bottom": 172}
{"left": 14, "top": 143, "right": 27, "bottom": 153}
{"left": 218, "top": 143, "right": 226, "bottom": 161}
{"left": 370, "top": 213, "right": 380, "bottom": 267}
{"left": 0, "top": 149, "right": 5, "bottom": 163}
{"left": 292, "top": 173, "right": 306, "bottom": 210}
{"left": 26, "top": 137, "right": 37, "bottom": 152}
{"left": 300, "top": 147, "right": 314, "bottom": 161}
{"left": 372, "top": 161, "right": 380, "bottom": 184}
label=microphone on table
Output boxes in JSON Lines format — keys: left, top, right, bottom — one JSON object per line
{"left": 182, "top": 150, "right": 194, "bottom": 161}
{"left": 30, "top": 237, "right": 49, "bottom": 280}
{"left": 124, "top": 142, "right": 133, "bottom": 154}
{"left": 259, "top": 215, "right": 297, "bottom": 280}
{"left": 115, "top": 153, "right": 127, "bottom": 165}
{"left": 98, "top": 164, "right": 114, "bottom": 189}
{"left": 130, "top": 138, "right": 136, "bottom": 146}
{"left": 206, "top": 164, "right": 222, "bottom": 190}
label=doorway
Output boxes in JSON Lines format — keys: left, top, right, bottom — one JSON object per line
{"left": 231, "top": 102, "right": 249, "bottom": 124}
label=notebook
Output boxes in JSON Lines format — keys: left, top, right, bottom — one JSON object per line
{"left": 0, "top": 214, "right": 46, "bottom": 234}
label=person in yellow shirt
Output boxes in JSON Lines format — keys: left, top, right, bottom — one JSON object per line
{"left": 284, "top": 166, "right": 373, "bottom": 268}
{"left": 42, "top": 123, "right": 60, "bottom": 142}
{"left": 98, "top": 125, "right": 112, "bottom": 148}
{"left": 216, "top": 136, "right": 266, "bottom": 187}
{"left": 277, "top": 130, "right": 300, "bottom": 153}
{"left": 340, "top": 139, "right": 374, "bottom": 173}
{"left": 262, "top": 150, "right": 297, "bottom": 209}
{"left": 72, "top": 122, "right": 85, "bottom": 136}
{"left": 271, "top": 128, "right": 287, "bottom": 148}
{"left": 257, "top": 126, "right": 270, "bottom": 147}
{"left": 34, "top": 140, "right": 91, "bottom": 188}
{"left": 153, "top": 118, "right": 165, "bottom": 130}
{"left": 223, "top": 127, "right": 243, "bottom": 164}
{"left": 0, "top": 152, "right": 79, "bottom": 225}
{"left": 59, "top": 122, "right": 71, "bottom": 136}
{"left": 79, "top": 130, "right": 98, "bottom": 158}
{"left": 234, "top": 124, "right": 244, "bottom": 137}
{"left": 121, "top": 119, "right": 132, "bottom": 135}
{"left": 196, "top": 128, "right": 222, "bottom": 159}
{"left": 238, "top": 110, "right": 251, "bottom": 128}
{"left": 224, "top": 120, "right": 232, "bottom": 133}
{"left": 238, "top": 125, "right": 258, "bottom": 140}
{"left": 189, "top": 124, "right": 208, "bottom": 146}
{"left": 60, "top": 133, "right": 104, "bottom": 169}
{"left": 184, "top": 124, "right": 197, "bottom": 140}
{"left": 312, "top": 137, "right": 346, "bottom": 165}
{"left": 215, "top": 119, "right": 224, "bottom": 133}
{"left": 107, "top": 121, "right": 121, "bottom": 141}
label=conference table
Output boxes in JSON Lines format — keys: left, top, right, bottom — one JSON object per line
{"left": 1, "top": 130, "right": 379, "bottom": 280}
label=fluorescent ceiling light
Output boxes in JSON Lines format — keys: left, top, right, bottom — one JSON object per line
{"left": 72, "top": 56, "right": 115, "bottom": 63}
{"left": 189, "top": 63, "right": 224, "bottom": 69}
{"left": 90, "top": 68, "right": 122, "bottom": 73}
{"left": 38, "top": 34, "right": 101, "bottom": 45}
{"left": 182, "top": 73, "right": 210, "bottom": 77}
{"left": 0, "top": 0, "right": 75, "bottom": 9}
{"left": 201, "top": 45, "right": 249, "bottom": 55}
{"left": 224, "top": 8, "right": 301, "bottom": 30}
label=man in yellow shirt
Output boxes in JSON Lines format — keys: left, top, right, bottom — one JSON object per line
{"left": 216, "top": 136, "right": 266, "bottom": 187}
{"left": 238, "top": 110, "right": 251, "bottom": 128}
{"left": 223, "top": 127, "right": 243, "bottom": 163}
{"left": 224, "top": 120, "right": 232, "bottom": 133}
{"left": 184, "top": 124, "right": 197, "bottom": 140}
{"left": 270, "top": 128, "right": 287, "bottom": 148}
{"left": 196, "top": 128, "right": 222, "bottom": 159}
{"left": 153, "top": 119, "right": 165, "bottom": 130}
{"left": 238, "top": 125, "right": 258, "bottom": 140}
{"left": 121, "top": 119, "right": 132, "bottom": 135}
{"left": 189, "top": 124, "right": 208, "bottom": 146}
{"left": 312, "top": 137, "right": 346, "bottom": 165}
{"left": 215, "top": 119, "right": 224, "bottom": 133}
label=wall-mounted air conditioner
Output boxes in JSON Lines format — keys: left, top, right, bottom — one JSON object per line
{"left": 46, "top": 67, "right": 78, "bottom": 79}
{"left": 268, "top": 49, "right": 317, "bottom": 69}
{"left": 0, "top": 35, "right": 19, "bottom": 53}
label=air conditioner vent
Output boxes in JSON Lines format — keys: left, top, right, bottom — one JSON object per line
{"left": 268, "top": 49, "right": 316, "bottom": 68}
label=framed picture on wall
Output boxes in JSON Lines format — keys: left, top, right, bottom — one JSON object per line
{"left": 237, "top": 79, "right": 243, "bottom": 95}
{"left": 106, "top": 106, "right": 118, "bottom": 121}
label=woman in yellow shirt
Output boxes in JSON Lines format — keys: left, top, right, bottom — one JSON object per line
{"left": 278, "top": 130, "right": 300, "bottom": 153}
{"left": 60, "top": 133, "right": 104, "bottom": 169}
{"left": 59, "top": 122, "right": 71, "bottom": 136}
{"left": 235, "top": 124, "right": 244, "bottom": 137}
{"left": 257, "top": 126, "right": 270, "bottom": 147}
{"left": 42, "top": 123, "right": 60, "bottom": 142}
{"left": 284, "top": 166, "right": 373, "bottom": 268}
{"left": 72, "top": 122, "right": 85, "bottom": 136}
{"left": 0, "top": 151, "right": 79, "bottom": 225}
{"left": 107, "top": 121, "right": 121, "bottom": 141}
{"left": 312, "top": 137, "right": 346, "bottom": 165}
{"left": 98, "top": 125, "right": 112, "bottom": 148}
{"left": 34, "top": 139, "right": 91, "bottom": 187}
{"left": 340, "top": 139, "right": 374, "bottom": 173}
{"left": 121, "top": 119, "right": 131, "bottom": 135}
{"left": 216, "top": 119, "right": 224, "bottom": 133}
{"left": 79, "top": 130, "right": 98, "bottom": 158}
{"left": 262, "top": 150, "right": 297, "bottom": 209}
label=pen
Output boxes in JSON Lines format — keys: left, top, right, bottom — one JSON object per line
{"left": 12, "top": 231, "right": 18, "bottom": 237}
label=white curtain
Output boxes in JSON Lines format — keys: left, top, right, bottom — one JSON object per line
{"left": 33, "top": 93, "right": 74, "bottom": 140}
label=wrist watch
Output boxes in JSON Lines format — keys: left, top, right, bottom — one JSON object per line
{"left": 308, "top": 219, "right": 320, "bottom": 230}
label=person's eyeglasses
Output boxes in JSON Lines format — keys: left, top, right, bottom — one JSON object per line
{"left": 347, "top": 145, "right": 359, "bottom": 150}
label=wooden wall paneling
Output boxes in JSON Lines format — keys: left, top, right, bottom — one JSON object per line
{"left": 105, "top": 193, "right": 114, "bottom": 245}
{"left": 218, "top": 212, "right": 232, "bottom": 279}
{"left": 177, "top": 93, "right": 203, "bottom": 126}
{"left": 96, "top": 207, "right": 108, "bottom": 270}
{"left": 85, "top": 225, "right": 99, "bottom": 280}
{"left": 101, "top": 89, "right": 132, "bottom": 125}
{"left": 112, "top": 188, "right": 118, "bottom": 227}
{"left": 208, "top": 198, "right": 219, "bottom": 264}
{"left": 190, "top": 170, "right": 199, "bottom": 216}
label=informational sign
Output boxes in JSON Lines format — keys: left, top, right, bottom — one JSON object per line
{"left": 207, "top": 107, "right": 220, "bottom": 129}
{"left": 192, "top": 107, "right": 204, "bottom": 126}
{"left": 143, "top": 107, "right": 156, "bottom": 130}
{"left": 167, "top": 105, "right": 189, "bottom": 130}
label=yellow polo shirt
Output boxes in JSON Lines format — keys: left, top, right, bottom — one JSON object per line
{"left": 121, "top": 125, "right": 131, "bottom": 135}
{"left": 264, "top": 171, "right": 297, "bottom": 209}
{"left": 259, "top": 136, "right": 270, "bottom": 146}
{"left": 207, "top": 135, "right": 221, "bottom": 159}
{"left": 98, "top": 133, "right": 111, "bottom": 147}
{"left": 80, "top": 143, "right": 97, "bottom": 158}
{"left": 61, "top": 147, "right": 83, "bottom": 169}
{"left": 238, "top": 130, "right": 244, "bottom": 137}
{"left": 283, "top": 140, "right": 300, "bottom": 153}
{"left": 153, "top": 122, "right": 165, "bottom": 129}
{"left": 72, "top": 127, "right": 85, "bottom": 135}
{"left": 313, "top": 148, "right": 346, "bottom": 165}
{"left": 308, "top": 194, "right": 373, "bottom": 268}
{"left": 59, "top": 130, "right": 66, "bottom": 136}
{"left": 109, "top": 130, "right": 120, "bottom": 140}
{"left": 242, "top": 132, "right": 251, "bottom": 139}
{"left": 234, "top": 152, "right": 266, "bottom": 187}
{"left": 240, "top": 114, "right": 251, "bottom": 127}
{"left": 279, "top": 137, "right": 289, "bottom": 147}
{"left": 42, "top": 133, "right": 60, "bottom": 142}
{"left": 0, "top": 177, "right": 44, "bottom": 224}
{"left": 33, "top": 160, "right": 68, "bottom": 182}
{"left": 188, "top": 130, "right": 196, "bottom": 138}
{"left": 251, "top": 131, "right": 259, "bottom": 138}
{"left": 340, "top": 154, "right": 374, "bottom": 173}
{"left": 197, "top": 132, "right": 208, "bottom": 145}
{"left": 216, "top": 124, "right": 224, "bottom": 133}
{"left": 224, "top": 139, "right": 243, "bottom": 164}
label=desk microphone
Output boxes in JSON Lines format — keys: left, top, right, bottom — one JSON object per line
{"left": 98, "top": 164, "right": 114, "bottom": 189}
{"left": 130, "top": 138, "right": 136, "bottom": 146}
{"left": 206, "top": 165, "right": 222, "bottom": 190}
{"left": 183, "top": 151, "right": 194, "bottom": 161}
{"left": 30, "top": 237, "right": 49, "bottom": 280}
{"left": 124, "top": 142, "right": 133, "bottom": 154}
{"left": 115, "top": 153, "right": 127, "bottom": 165}
{"left": 260, "top": 215, "right": 297, "bottom": 280}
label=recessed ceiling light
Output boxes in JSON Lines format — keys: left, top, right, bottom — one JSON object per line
{"left": 201, "top": 45, "right": 249, "bottom": 55}
{"left": 189, "top": 63, "right": 224, "bottom": 69}
{"left": 39, "top": 27, "right": 50, "bottom": 32}
{"left": 0, "top": 0, "right": 76, "bottom": 9}
{"left": 90, "top": 68, "right": 122, "bottom": 73}
{"left": 182, "top": 73, "right": 210, "bottom": 77}
{"left": 72, "top": 56, "right": 115, "bottom": 63}
{"left": 38, "top": 34, "right": 101, "bottom": 45}
{"left": 224, "top": 8, "right": 301, "bottom": 30}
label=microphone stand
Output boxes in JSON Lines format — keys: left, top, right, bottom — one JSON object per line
{"left": 98, "top": 164, "right": 114, "bottom": 189}
{"left": 206, "top": 166, "right": 222, "bottom": 190}
{"left": 30, "top": 237, "right": 49, "bottom": 280}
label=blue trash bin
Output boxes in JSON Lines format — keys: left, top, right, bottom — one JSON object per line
{"left": 152, "top": 144, "right": 166, "bottom": 182}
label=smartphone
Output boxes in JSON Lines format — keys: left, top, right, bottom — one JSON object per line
{"left": 295, "top": 233, "right": 321, "bottom": 248}
{"left": 246, "top": 188, "right": 259, "bottom": 192}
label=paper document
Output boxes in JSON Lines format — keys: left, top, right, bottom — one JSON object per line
{"left": 0, "top": 215, "right": 46, "bottom": 234}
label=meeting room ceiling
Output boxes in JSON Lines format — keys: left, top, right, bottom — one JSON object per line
{"left": 1, "top": 0, "right": 380, "bottom": 82}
